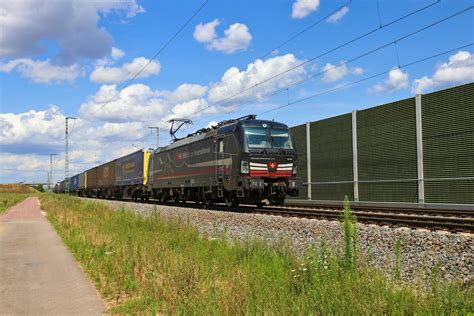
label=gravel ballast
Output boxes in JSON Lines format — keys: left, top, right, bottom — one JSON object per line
{"left": 83, "top": 198, "right": 473, "bottom": 283}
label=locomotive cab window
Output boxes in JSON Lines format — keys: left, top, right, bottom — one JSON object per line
{"left": 270, "top": 129, "right": 294, "bottom": 149}
{"left": 244, "top": 127, "right": 271, "bottom": 149}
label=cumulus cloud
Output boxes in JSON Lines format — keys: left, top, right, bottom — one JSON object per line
{"left": 111, "top": 47, "right": 125, "bottom": 60}
{"left": 193, "top": 19, "right": 252, "bottom": 54}
{"left": 369, "top": 68, "right": 409, "bottom": 94}
{"left": 0, "top": 58, "right": 82, "bottom": 83}
{"left": 78, "top": 82, "right": 212, "bottom": 124}
{"left": 0, "top": 0, "right": 144, "bottom": 63}
{"left": 291, "top": 0, "right": 320, "bottom": 19}
{"left": 79, "top": 84, "right": 164, "bottom": 122}
{"left": 0, "top": 105, "right": 66, "bottom": 153}
{"left": 321, "top": 61, "right": 363, "bottom": 82}
{"left": 90, "top": 57, "right": 161, "bottom": 84}
{"left": 327, "top": 6, "right": 349, "bottom": 23}
{"left": 208, "top": 54, "right": 306, "bottom": 104}
{"left": 412, "top": 51, "right": 474, "bottom": 94}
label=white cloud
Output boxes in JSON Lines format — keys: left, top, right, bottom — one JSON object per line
{"left": 111, "top": 47, "right": 125, "bottom": 60}
{"left": 291, "top": 0, "right": 320, "bottom": 19}
{"left": 369, "top": 68, "right": 409, "bottom": 94}
{"left": 0, "top": 0, "right": 144, "bottom": 63}
{"left": 193, "top": 20, "right": 252, "bottom": 54}
{"left": 0, "top": 58, "right": 82, "bottom": 83}
{"left": 193, "top": 19, "right": 220, "bottom": 43}
{"left": 321, "top": 61, "right": 363, "bottom": 82}
{"left": 208, "top": 54, "right": 306, "bottom": 104}
{"left": 0, "top": 105, "right": 66, "bottom": 151}
{"left": 412, "top": 51, "right": 474, "bottom": 94}
{"left": 90, "top": 57, "right": 161, "bottom": 84}
{"left": 327, "top": 6, "right": 349, "bottom": 23}
{"left": 79, "top": 82, "right": 212, "bottom": 124}
{"left": 163, "top": 83, "right": 208, "bottom": 104}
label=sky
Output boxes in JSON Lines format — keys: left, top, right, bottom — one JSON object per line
{"left": 0, "top": 0, "right": 473, "bottom": 184}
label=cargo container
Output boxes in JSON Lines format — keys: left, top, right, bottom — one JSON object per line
{"left": 69, "top": 174, "right": 80, "bottom": 193}
{"left": 97, "top": 160, "right": 116, "bottom": 198}
{"left": 58, "top": 180, "right": 65, "bottom": 193}
{"left": 115, "top": 148, "right": 152, "bottom": 199}
{"left": 84, "top": 166, "right": 99, "bottom": 196}
{"left": 98, "top": 160, "right": 116, "bottom": 187}
{"left": 78, "top": 173, "right": 85, "bottom": 189}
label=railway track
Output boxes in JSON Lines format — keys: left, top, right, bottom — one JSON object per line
{"left": 79, "top": 197, "right": 474, "bottom": 233}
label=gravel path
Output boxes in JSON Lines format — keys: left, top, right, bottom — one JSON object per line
{"left": 84, "top": 198, "right": 473, "bottom": 284}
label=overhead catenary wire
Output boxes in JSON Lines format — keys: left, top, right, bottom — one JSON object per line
{"left": 192, "top": 5, "right": 473, "bottom": 126}
{"left": 257, "top": 43, "right": 474, "bottom": 116}
{"left": 84, "top": 0, "right": 209, "bottom": 121}
{"left": 185, "top": 0, "right": 441, "bottom": 119}
{"left": 260, "top": 1, "right": 353, "bottom": 60}
{"left": 128, "top": 1, "right": 355, "bottom": 148}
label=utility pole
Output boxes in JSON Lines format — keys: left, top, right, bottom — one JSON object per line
{"left": 65, "top": 117, "right": 77, "bottom": 195}
{"left": 48, "top": 153, "right": 57, "bottom": 192}
{"left": 148, "top": 126, "right": 160, "bottom": 148}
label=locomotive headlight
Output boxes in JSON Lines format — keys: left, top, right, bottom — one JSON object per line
{"left": 240, "top": 160, "right": 250, "bottom": 174}
{"left": 292, "top": 165, "right": 297, "bottom": 175}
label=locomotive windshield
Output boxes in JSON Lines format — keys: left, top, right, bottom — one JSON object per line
{"left": 244, "top": 127, "right": 294, "bottom": 149}
{"left": 270, "top": 129, "right": 294, "bottom": 149}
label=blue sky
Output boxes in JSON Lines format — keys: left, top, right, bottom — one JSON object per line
{"left": 0, "top": 0, "right": 473, "bottom": 183}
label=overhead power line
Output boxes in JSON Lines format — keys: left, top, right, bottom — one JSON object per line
{"left": 192, "top": 5, "right": 473, "bottom": 124}
{"left": 258, "top": 43, "right": 474, "bottom": 116}
{"left": 184, "top": 0, "right": 441, "bottom": 118}
{"left": 85, "top": 0, "right": 209, "bottom": 120}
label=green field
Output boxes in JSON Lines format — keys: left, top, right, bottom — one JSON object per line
{"left": 39, "top": 194, "right": 473, "bottom": 314}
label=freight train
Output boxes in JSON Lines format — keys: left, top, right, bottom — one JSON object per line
{"left": 54, "top": 115, "right": 299, "bottom": 207}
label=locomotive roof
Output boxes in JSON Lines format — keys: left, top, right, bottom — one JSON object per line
{"left": 158, "top": 118, "right": 289, "bottom": 152}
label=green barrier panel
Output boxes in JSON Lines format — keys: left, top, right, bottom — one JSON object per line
{"left": 357, "top": 98, "right": 418, "bottom": 202}
{"left": 422, "top": 83, "right": 474, "bottom": 204}
{"left": 310, "top": 114, "right": 354, "bottom": 201}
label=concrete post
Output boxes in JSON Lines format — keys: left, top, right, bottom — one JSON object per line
{"left": 415, "top": 94, "right": 425, "bottom": 204}
{"left": 352, "top": 110, "right": 359, "bottom": 202}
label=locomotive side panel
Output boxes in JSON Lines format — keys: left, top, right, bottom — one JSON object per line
{"left": 150, "top": 133, "right": 239, "bottom": 191}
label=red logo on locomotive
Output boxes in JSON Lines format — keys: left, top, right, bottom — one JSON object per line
{"left": 267, "top": 162, "right": 278, "bottom": 172}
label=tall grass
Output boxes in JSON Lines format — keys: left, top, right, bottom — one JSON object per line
{"left": 0, "top": 193, "right": 33, "bottom": 214}
{"left": 40, "top": 194, "right": 473, "bottom": 314}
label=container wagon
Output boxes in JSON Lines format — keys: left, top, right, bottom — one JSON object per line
{"left": 69, "top": 174, "right": 80, "bottom": 194}
{"left": 115, "top": 148, "right": 153, "bottom": 200}
{"left": 84, "top": 167, "right": 99, "bottom": 197}
{"left": 97, "top": 160, "right": 116, "bottom": 198}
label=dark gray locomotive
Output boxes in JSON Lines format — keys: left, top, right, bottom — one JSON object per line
{"left": 149, "top": 115, "right": 299, "bottom": 207}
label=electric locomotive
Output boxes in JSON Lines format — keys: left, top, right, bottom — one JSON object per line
{"left": 148, "top": 115, "right": 299, "bottom": 207}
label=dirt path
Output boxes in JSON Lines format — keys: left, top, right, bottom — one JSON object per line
{"left": 0, "top": 197, "right": 106, "bottom": 315}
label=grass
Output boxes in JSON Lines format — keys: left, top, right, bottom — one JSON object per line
{"left": 0, "top": 193, "right": 34, "bottom": 214}
{"left": 40, "top": 193, "right": 473, "bottom": 314}
{"left": 0, "top": 183, "right": 40, "bottom": 214}
{"left": 0, "top": 184, "right": 38, "bottom": 194}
